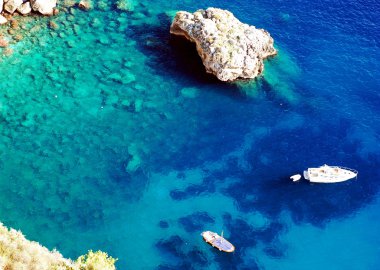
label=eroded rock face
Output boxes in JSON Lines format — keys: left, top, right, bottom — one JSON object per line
{"left": 78, "top": 0, "right": 92, "bottom": 10}
{"left": 17, "top": 1, "right": 32, "bottom": 15}
{"left": 170, "top": 8, "right": 277, "bottom": 81}
{"left": 4, "top": 0, "right": 23, "bottom": 14}
{"left": 30, "top": 0, "right": 57, "bottom": 15}
{"left": 0, "top": 14, "right": 7, "bottom": 24}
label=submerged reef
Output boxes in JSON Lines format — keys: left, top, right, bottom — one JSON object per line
{"left": 170, "top": 8, "right": 277, "bottom": 81}
{"left": 0, "top": 4, "right": 123, "bottom": 268}
{"left": 0, "top": 223, "right": 116, "bottom": 269}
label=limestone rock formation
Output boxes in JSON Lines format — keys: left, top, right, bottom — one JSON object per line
{"left": 17, "top": 1, "right": 32, "bottom": 15}
{"left": 0, "top": 14, "right": 7, "bottom": 24}
{"left": 78, "top": 0, "right": 91, "bottom": 10}
{"left": 170, "top": 8, "right": 277, "bottom": 81}
{"left": 30, "top": 0, "right": 57, "bottom": 15}
{"left": 4, "top": 0, "right": 23, "bottom": 14}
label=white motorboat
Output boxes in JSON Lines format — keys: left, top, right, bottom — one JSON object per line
{"left": 201, "top": 231, "right": 235, "bottom": 252}
{"left": 303, "top": 164, "right": 358, "bottom": 183}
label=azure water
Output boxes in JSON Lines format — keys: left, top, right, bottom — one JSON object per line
{"left": 0, "top": 0, "right": 379, "bottom": 269}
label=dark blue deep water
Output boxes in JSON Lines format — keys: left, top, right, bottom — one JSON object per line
{"left": 0, "top": 0, "right": 379, "bottom": 269}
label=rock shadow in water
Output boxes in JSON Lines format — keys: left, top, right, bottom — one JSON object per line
{"left": 128, "top": 13, "right": 248, "bottom": 98}
{"left": 178, "top": 211, "right": 215, "bottom": 233}
{"left": 155, "top": 235, "right": 210, "bottom": 269}
{"left": 170, "top": 176, "right": 217, "bottom": 201}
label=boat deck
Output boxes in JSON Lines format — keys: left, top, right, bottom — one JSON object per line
{"left": 202, "top": 231, "right": 235, "bottom": 252}
{"left": 304, "top": 165, "right": 357, "bottom": 183}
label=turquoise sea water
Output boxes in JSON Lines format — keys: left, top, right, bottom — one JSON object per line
{"left": 0, "top": 0, "right": 379, "bottom": 269}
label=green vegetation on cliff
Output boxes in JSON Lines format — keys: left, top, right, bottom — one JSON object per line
{"left": 0, "top": 223, "right": 116, "bottom": 270}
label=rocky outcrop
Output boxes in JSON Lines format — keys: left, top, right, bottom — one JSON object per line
{"left": 78, "top": 0, "right": 91, "bottom": 10}
{"left": 17, "top": 1, "right": 32, "bottom": 15}
{"left": 0, "top": 14, "right": 6, "bottom": 24}
{"left": 4, "top": 0, "right": 23, "bottom": 14}
{"left": 170, "top": 8, "right": 277, "bottom": 81}
{"left": 30, "top": 0, "right": 57, "bottom": 15}
{"left": 0, "top": 0, "right": 56, "bottom": 15}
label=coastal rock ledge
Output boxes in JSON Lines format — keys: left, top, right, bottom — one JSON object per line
{"left": 170, "top": 8, "right": 277, "bottom": 82}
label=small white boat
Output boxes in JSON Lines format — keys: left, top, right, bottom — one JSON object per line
{"left": 290, "top": 174, "right": 302, "bottom": 182}
{"left": 201, "top": 231, "right": 235, "bottom": 252}
{"left": 303, "top": 164, "right": 358, "bottom": 183}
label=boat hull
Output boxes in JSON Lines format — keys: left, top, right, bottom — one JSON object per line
{"left": 304, "top": 165, "right": 357, "bottom": 183}
{"left": 202, "top": 231, "right": 235, "bottom": 253}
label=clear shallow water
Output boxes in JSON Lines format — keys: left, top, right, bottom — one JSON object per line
{"left": 0, "top": 0, "right": 379, "bottom": 269}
